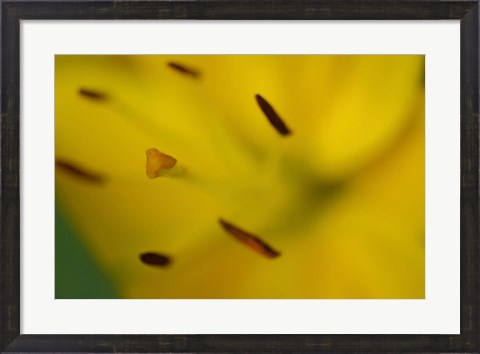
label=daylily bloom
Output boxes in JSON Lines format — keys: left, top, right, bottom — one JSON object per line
{"left": 55, "top": 55, "right": 424, "bottom": 299}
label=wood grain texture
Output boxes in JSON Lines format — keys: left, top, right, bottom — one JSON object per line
{"left": 1, "top": 2, "right": 21, "bottom": 352}
{"left": 0, "top": 0, "right": 478, "bottom": 20}
{"left": 460, "top": 5, "right": 480, "bottom": 352}
{"left": 3, "top": 333, "right": 478, "bottom": 352}
{"left": 1, "top": 0, "right": 479, "bottom": 352}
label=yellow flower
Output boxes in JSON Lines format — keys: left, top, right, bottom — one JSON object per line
{"left": 55, "top": 55, "right": 424, "bottom": 298}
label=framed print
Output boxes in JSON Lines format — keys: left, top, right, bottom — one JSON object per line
{"left": 1, "top": 0, "right": 479, "bottom": 352}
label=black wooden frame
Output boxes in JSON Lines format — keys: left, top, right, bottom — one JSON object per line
{"left": 1, "top": 1, "right": 479, "bottom": 352}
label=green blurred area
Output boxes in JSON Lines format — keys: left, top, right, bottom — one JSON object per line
{"left": 55, "top": 203, "right": 119, "bottom": 299}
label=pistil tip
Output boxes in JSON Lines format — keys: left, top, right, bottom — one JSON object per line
{"left": 146, "top": 148, "right": 177, "bottom": 179}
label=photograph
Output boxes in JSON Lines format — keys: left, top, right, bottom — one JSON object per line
{"left": 55, "top": 54, "right": 425, "bottom": 299}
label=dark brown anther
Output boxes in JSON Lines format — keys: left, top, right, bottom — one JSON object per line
{"left": 139, "top": 252, "right": 172, "bottom": 267}
{"left": 167, "top": 62, "right": 200, "bottom": 78}
{"left": 78, "top": 88, "right": 108, "bottom": 100}
{"left": 255, "top": 94, "right": 292, "bottom": 136}
{"left": 55, "top": 159, "right": 106, "bottom": 184}
{"left": 219, "top": 218, "right": 281, "bottom": 259}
